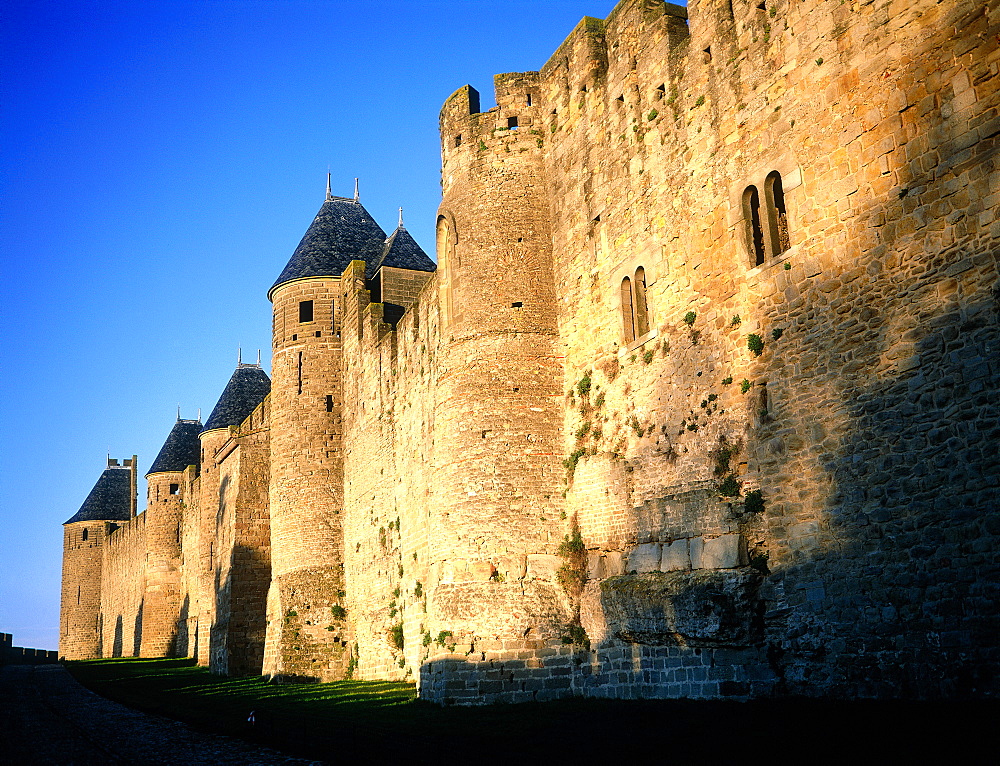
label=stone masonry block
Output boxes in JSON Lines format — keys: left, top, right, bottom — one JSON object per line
{"left": 660, "top": 539, "right": 690, "bottom": 571}
{"left": 628, "top": 543, "right": 662, "bottom": 573}
{"left": 526, "top": 554, "right": 561, "bottom": 580}
{"left": 698, "top": 535, "right": 745, "bottom": 569}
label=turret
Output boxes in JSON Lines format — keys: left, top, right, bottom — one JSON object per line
{"left": 264, "top": 185, "right": 388, "bottom": 681}
{"left": 60, "top": 457, "right": 136, "bottom": 659}
{"left": 142, "top": 418, "right": 201, "bottom": 657}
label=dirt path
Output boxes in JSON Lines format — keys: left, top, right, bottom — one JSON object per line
{"left": 0, "top": 664, "right": 321, "bottom": 765}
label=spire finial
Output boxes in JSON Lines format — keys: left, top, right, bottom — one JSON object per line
{"left": 197, "top": 408, "right": 201, "bottom": 422}
{"left": 257, "top": 349, "right": 261, "bottom": 365}
{"left": 238, "top": 346, "right": 242, "bottom": 365}
{"left": 326, "top": 172, "right": 332, "bottom": 201}
{"left": 354, "top": 178, "right": 359, "bottom": 202}
{"left": 398, "top": 207, "right": 404, "bottom": 228}
{"left": 177, "top": 405, "right": 181, "bottom": 422}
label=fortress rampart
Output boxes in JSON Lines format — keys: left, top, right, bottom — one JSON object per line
{"left": 61, "top": 0, "right": 999, "bottom": 702}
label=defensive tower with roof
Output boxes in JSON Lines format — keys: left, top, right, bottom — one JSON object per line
{"left": 59, "top": 457, "right": 137, "bottom": 660}
{"left": 265, "top": 185, "right": 384, "bottom": 680}
{"left": 142, "top": 418, "right": 201, "bottom": 657}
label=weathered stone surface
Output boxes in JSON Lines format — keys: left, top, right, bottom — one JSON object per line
{"left": 700, "top": 535, "right": 745, "bottom": 570}
{"left": 628, "top": 543, "right": 662, "bottom": 573}
{"left": 526, "top": 555, "right": 561, "bottom": 581}
{"left": 600, "top": 571, "right": 763, "bottom": 647}
{"left": 660, "top": 539, "right": 690, "bottom": 571}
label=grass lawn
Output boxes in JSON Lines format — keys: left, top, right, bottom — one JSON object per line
{"left": 65, "top": 658, "right": 989, "bottom": 763}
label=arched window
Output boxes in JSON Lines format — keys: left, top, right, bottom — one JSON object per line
{"left": 765, "top": 171, "right": 790, "bottom": 256}
{"left": 621, "top": 267, "right": 651, "bottom": 345}
{"left": 621, "top": 276, "right": 635, "bottom": 344}
{"left": 743, "top": 185, "right": 766, "bottom": 267}
{"left": 633, "top": 267, "right": 649, "bottom": 338}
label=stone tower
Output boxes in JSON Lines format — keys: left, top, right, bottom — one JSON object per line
{"left": 428, "top": 76, "right": 571, "bottom": 665}
{"left": 199, "top": 361, "right": 271, "bottom": 675}
{"left": 263, "top": 187, "right": 390, "bottom": 681}
{"left": 59, "top": 457, "right": 136, "bottom": 660}
{"left": 142, "top": 418, "right": 201, "bottom": 657}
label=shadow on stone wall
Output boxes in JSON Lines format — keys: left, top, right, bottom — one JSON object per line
{"left": 211, "top": 545, "right": 270, "bottom": 677}
{"left": 761, "top": 280, "right": 1000, "bottom": 697}
{"left": 133, "top": 600, "right": 143, "bottom": 657}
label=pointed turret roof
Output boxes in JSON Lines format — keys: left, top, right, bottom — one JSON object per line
{"left": 64, "top": 465, "right": 133, "bottom": 524}
{"left": 202, "top": 364, "right": 271, "bottom": 433}
{"left": 375, "top": 226, "right": 436, "bottom": 273}
{"left": 268, "top": 195, "right": 389, "bottom": 299}
{"left": 146, "top": 419, "right": 202, "bottom": 476}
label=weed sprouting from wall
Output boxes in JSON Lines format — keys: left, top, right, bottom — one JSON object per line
{"left": 744, "top": 489, "right": 765, "bottom": 514}
{"left": 390, "top": 622, "right": 404, "bottom": 650}
{"left": 557, "top": 524, "right": 587, "bottom": 597}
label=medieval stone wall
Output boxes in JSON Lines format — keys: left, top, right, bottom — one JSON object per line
{"left": 99, "top": 515, "right": 146, "bottom": 658}
{"left": 61, "top": 0, "right": 998, "bottom": 703}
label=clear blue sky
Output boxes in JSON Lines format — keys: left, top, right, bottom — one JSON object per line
{"left": 0, "top": 0, "right": 649, "bottom": 651}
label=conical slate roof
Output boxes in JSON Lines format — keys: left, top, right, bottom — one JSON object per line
{"left": 64, "top": 466, "right": 133, "bottom": 524}
{"left": 268, "top": 196, "right": 389, "bottom": 298}
{"left": 146, "top": 419, "right": 202, "bottom": 476}
{"left": 375, "top": 226, "right": 436, "bottom": 273}
{"left": 203, "top": 364, "right": 271, "bottom": 433}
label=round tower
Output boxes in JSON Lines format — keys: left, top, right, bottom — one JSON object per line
{"left": 142, "top": 418, "right": 201, "bottom": 657}
{"left": 59, "top": 457, "right": 136, "bottom": 660}
{"left": 427, "top": 75, "right": 571, "bottom": 664}
{"left": 264, "top": 186, "right": 388, "bottom": 681}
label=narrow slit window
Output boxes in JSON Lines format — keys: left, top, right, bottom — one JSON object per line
{"left": 621, "top": 276, "right": 635, "bottom": 344}
{"left": 526, "top": 93, "right": 532, "bottom": 106}
{"left": 82, "top": 528, "right": 89, "bottom": 541}
{"left": 743, "top": 185, "right": 766, "bottom": 267}
{"left": 454, "top": 134, "right": 462, "bottom": 147}
{"left": 77, "top": 585, "right": 81, "bottom": 604}
{"left": 765, "top": 171, "right": 790, "bottom": 256}
{"left": 299, "top": 300, "right": 314, "bottom": 323}
{"left": 326, "top": 395, "right": 334, "bottom": 412}
{"left": 633, "top": 267, "right": 650, "bottom": 338}
{"left": 297, "top": 351, "right": 303, "bottom": 394}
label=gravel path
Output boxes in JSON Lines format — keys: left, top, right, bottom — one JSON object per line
{"left": 0, "top": 664, "right": 323, "bottom": 765}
